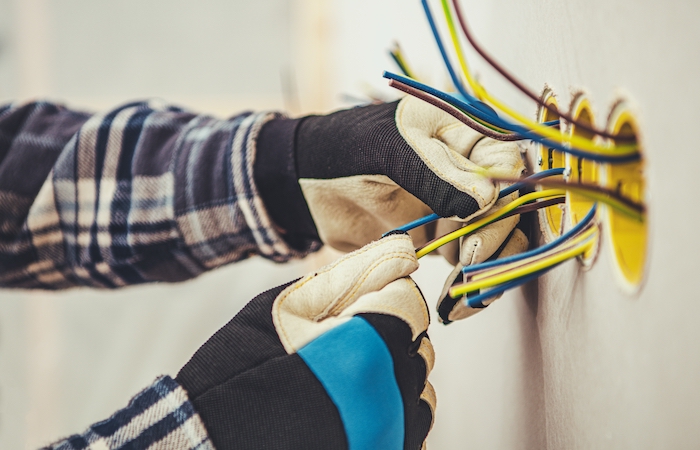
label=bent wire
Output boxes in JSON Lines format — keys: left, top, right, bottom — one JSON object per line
{"left": 463, "top": 270, "right": 544, "bottom": 308}
{"left": 487, "top": 174, "right": 645, "bottom": 221}
{"left": 415, "top": 189, "right": 565, "bottom": 258}
{"left": 383, "top": 71, "right": 639, "bottom": 163}
{"left": 420, "top": 0, "right": 482, "bottom": 106}
{"left": 449, "top": 226, "right": 598, "bottom": 297}
{"left": 385, "top": 168, "right": 566, "bottom": 237}
{"left": 448, "top": 0, "right": 634, "bottom": 143}
{"left": 462, "top": 202, "right": 597, "bottom": 275}
{"left": 465, "top": 223, "right": 598, "bottom": 284}
{"left": 460, "top": 228, "right": 596, "bottom": 308}
{"left": 433, "top": 0, "right": 638, "bottom": 158}
{"left": 498, "top": 167, "right": 565, "bottom": 197}
{"left": 388, "top": 79, "right": 524, "bottom": 141}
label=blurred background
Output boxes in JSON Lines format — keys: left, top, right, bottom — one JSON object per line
{"left": 3, "top": 0, "right": 700, "bottom": 449}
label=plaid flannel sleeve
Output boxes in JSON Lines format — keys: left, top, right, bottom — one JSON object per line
{"left": 41, "top": 376, "right": 214, "bottom": 450}
{"left": 0, "top": 100, "right": 321, "bottom": 289}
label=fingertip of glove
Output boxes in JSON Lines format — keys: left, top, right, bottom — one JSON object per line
{"left": 382, "top": 229, "right": 410, "bottom": 238}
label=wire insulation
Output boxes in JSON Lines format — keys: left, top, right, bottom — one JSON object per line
{"left": 436, "top": 0, "right": 638, "bottom": 157}
{"left": 487, "top": 174, "right": 644, "bottom": 221}
{"left": 449, "top": 0, "right": 635, "bottom": 143}
{"left": 415, "top": 189, "right": 565, "bottom": 258}
{"left": 449, "top": 226, "right": 598, "bottom": 296}
{"left": 388, "top": 79, "right": 524, "bottom": 141}
{"left": 383, "top": 71, "right": 640, "bottom": 163}
{"left": 462, "top": 203, "right": 597, "bottom": 275}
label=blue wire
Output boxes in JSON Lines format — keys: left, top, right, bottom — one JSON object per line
{"left": 385, "top": 168, "right": 567, "bottom": 236}
{"left": 384, "top": 71, "right": 640, "bottom": 163}
{"left": 420, "top": 0, "right": 469, "bottom": 99}
{"left": 498, "top": 167, "right": 565, "bottom": 198}
{"left": 464, "top": 219, "right": 599, "bottom": 308}
{"left": 416, "top": 1, "right": 639, "bottom": 163}
{"left": 462, "top": 203, "right": 597, "bottom": 275}
{"left": 465, "top": 268, "right": 550, "bottom": 308}
{"left": 384, "top": 213, "right": 440, "bottom": 236}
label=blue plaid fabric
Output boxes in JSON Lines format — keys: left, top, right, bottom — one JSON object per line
{"left": 42, "top": 376, "right": 214, "bottom": 450}
{"left": 0, "top": 100, "right": 320, "bottom": 289}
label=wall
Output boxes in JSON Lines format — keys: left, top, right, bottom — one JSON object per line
{"left": 323, "top": 0, "right": 700, "bottom": 448}
{"left": 1, "top": 0, "right": 700, "bottom": 448}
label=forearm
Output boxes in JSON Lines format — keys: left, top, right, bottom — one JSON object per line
{"left": 40, "top": 376, "right": 214, "bottom": 450}
{"left": 0, "top": 101, "right": 321, "bottom": 289}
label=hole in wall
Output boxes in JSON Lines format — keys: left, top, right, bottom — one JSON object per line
{"left": 536, "top": 89, "right": 565, "bottom": 241}
{"left": 566, "top": 95, "right": 598, "bottom": 226}
{"left": 605, "top": 106, "right": 647, "bottom": 289}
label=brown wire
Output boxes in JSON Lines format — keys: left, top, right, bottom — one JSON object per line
{"left": 489, "top": 175, "right": 645, "bottom": 214}
{"left": 389, "top": 79, "right": 524, "bottom": 141}
{"left": 450, "top": 0, "right": 636, "bottom": 143}
{"left": 414, "top": 196, "right": 565, "bottom": 255}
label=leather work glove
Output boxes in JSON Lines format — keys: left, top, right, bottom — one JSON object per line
{"left": 255, "top": 95, "right": 524, "bottom": 253}
{"left": 433, "top": 137, "right": 530, "bottom": 324}
{"left": 176, "top": 233, "right": 435, "bottom": 449}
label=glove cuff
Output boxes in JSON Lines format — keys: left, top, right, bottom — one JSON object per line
{"left": 255, "top": 116, "right": 320, "bottom": 252}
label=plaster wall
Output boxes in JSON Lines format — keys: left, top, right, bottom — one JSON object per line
{"left": 324, "top": 0, "right": 700, "bottom": 448}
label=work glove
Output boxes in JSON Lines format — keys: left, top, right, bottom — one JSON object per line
{"left": 256, "top": 95, "right": 527, "bottom": 323}
{"left": 176, "top": 233, "right": 435, "bottom": 450}
{"left": 255, "top": 95, "right": 523, "bottom": 252}
{"left": 433, "top": 137, "right": 530, "bottom": 323}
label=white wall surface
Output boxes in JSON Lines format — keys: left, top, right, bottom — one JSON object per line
{"left": 1, "top": 0, "right": 700, "bottom": 449}
{"left": 323, "top": 0, "right": 700, "bottom": 448}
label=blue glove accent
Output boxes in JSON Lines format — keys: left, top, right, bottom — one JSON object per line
{"left": 298, "top": 316, "right": 404, "bottom": 450}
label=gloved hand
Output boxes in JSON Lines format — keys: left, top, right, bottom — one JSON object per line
{"left": 176, "top": 233, "right": 435, "bottom": 450}
{"left": 255, "top": 95, "right": 523, "bottom": 253}
{"left": 433, "top": 138, "right": 530, "bottom": 323}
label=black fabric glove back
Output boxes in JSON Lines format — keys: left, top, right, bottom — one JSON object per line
{"left": 295, "top": 101, "right": 479, "bottom": 219}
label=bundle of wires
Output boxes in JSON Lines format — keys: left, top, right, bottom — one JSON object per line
{"left": 385, "top": 168, "right": 632, "bottom": 311}
{"left": 384, "top": 0, "right": 640, "bottom": 163}
{"left": 451, "top": 205, "right": 599, "bottom": 308}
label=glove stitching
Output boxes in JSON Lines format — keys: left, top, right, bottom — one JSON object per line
{"left": 329, "top": 254, "right": 418, "bottom": 316}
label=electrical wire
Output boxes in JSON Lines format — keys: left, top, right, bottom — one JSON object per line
{"left": 449, "top": 225, "right": 598, "bottom": 297}
{"left": 387, "top": 168, "right": 567, "bottom": 237}
{"left": 388, "top": 78, "right": 525, "bottom": 141}
{"left": 449, "top": 0, "right": 635, "bottom": 143}
{"left": 435, "top": 0, "right": 639, "bottom": 158}
{"left": 462, "top": 203, "right": 597, "bottom": 275}
{"left": 420, "top": 0, "right": 482, "bottom": 105}
{"left": 415, "top": 189, "right": 565, "bottom": 258}
{"left": 383, "top": 71, "right": 640, "bottom": 163}
{"left": 467, "top": 223, "right": 597, "bottom": 283}
{"left": 389, "top": 213, "right": 440, "bottom": 235}
{"left": 498, "top": 167, "right": 565, "bottom": 197}
{"left": 463, "top": 270, "right": 544, "bottom": 308}
{"left": 487, "top": 174, "right": 645, "bottom": 221}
